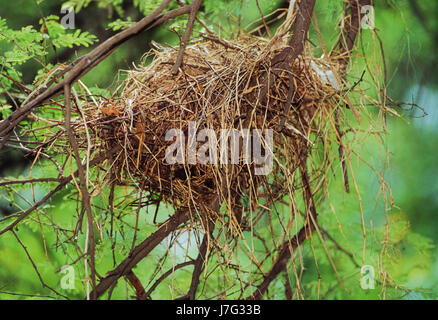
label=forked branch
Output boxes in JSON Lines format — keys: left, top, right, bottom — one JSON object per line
{"left": 172, "top": 0, "right": 204, "bottom": 74}
{"left": 0, "top": 0, "right": 191, "bottom": 140}
{"left": 248, "top": 152, "right": 318, "bottom": 300}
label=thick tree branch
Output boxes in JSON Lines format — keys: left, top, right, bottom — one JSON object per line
{"left": 89, "top": 205, "right": 192, "bottom": 299}
{"left": 125, "top": 270, "right": 146, "bottom": 300}
{"left": 329, "top": 1, "right": 371, "bottom": 192}
{"left": 90, "top": 173, "right": 228, "bottom": 299}
{"left": 275, "top": 0, "right": 316, "bottom": 64}
{"left": 64, "top": 83, "right": 97, "bottom": 299}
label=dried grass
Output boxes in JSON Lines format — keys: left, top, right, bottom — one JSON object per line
{"left": 80, "top": 35, "right": 350, "bottom": 227}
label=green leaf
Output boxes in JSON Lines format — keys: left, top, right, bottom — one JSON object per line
{"left": 107, "top": 17, "right": 133, "bottom": 31}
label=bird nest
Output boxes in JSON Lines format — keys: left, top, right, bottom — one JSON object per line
{"left": 81, "top": 36, "right": 347, "bottom": 221}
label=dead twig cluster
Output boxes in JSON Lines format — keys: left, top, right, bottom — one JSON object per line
{"left": 0, "top": 0, "right": 401, "bottom": 300}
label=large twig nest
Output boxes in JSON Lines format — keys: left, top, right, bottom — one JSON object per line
{"left": 83, "top": 36, "right": 343, "bottom": 215}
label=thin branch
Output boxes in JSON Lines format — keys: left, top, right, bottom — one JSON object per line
{"left": 89, "top": 206, "right": 192, "bottom": 299}
{"left": 248, "top": 224, "right": 311, "bottom": 299}
{"left": 331, "top": 0, "right": 371, "bottom": 192}
{"left": 125, "top": 270, "right": 146, "bottom": 300}
{"left": 321, "top": 228, "right": 359, "bottom": 268}
{"left": 332, "top": 0, "right": 372, "bottom": 70}
{"left": 90, "top": 173, "right": 229, "bottom": 299}
{"left": 130, "top": 185, "right": 144, "bottom": 253}
{"left": 0, "top": 0, "right": 191, "bottom": 140}
{"left": 0, "top": 290, "right": 56, "bottom": 300}
{"left": 172, "top": 0, "right": 203, "bottom": 74}
{"left": 142, "top": 261, "right": 195, "bottom": 300}
{"left": 0, "top": 145, "right": 121, "bottom": 236}
{"left": 187, "top": 220, "right": 215, "bottom": 300}
{"left": 334, "top": 114, "right": 350, "bottom": 193}
{"left": 271, "top": 0, "right": 316, "bottom": 66}
{"left": 0, "top": 178, "right": 71, "bottom": 236}
{"left": 284, "top": 273, "right": 293, "bottom": 300}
